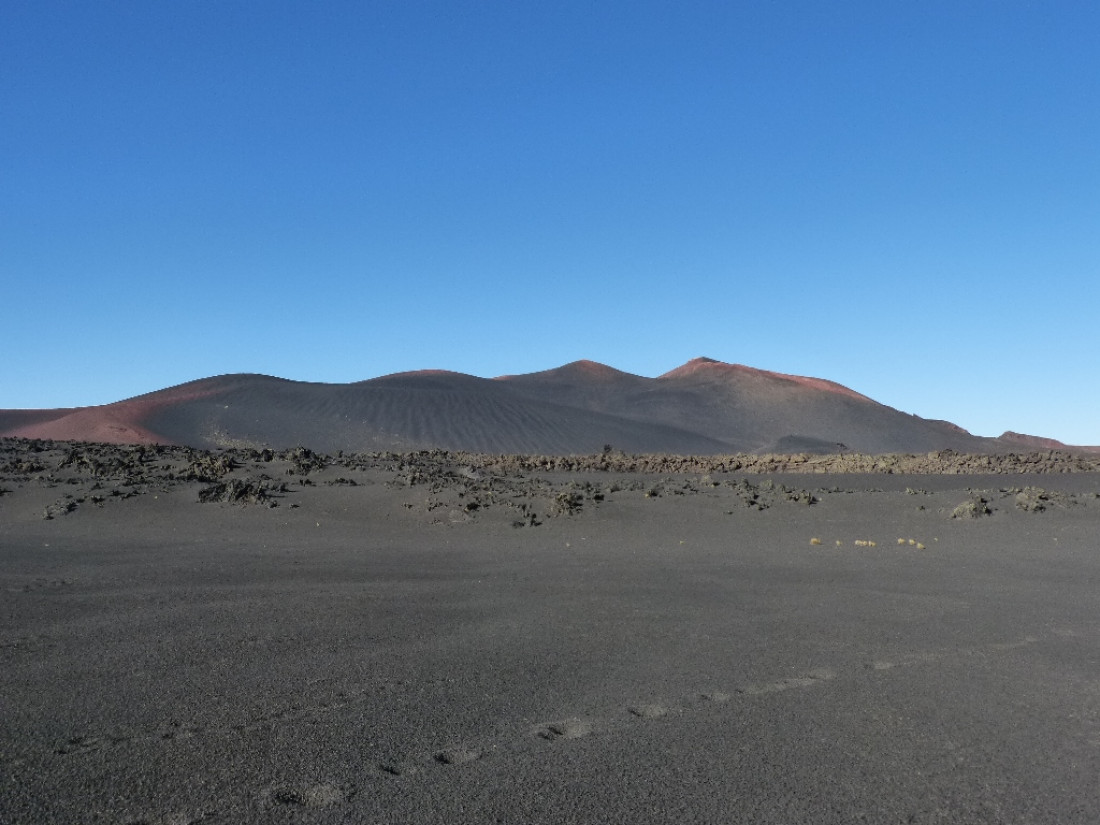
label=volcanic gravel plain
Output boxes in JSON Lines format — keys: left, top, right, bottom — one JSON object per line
{"left": 2, "top": 438, "right": 1100, "bottom": 824}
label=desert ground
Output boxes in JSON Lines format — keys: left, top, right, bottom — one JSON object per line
{"left": 2, "top": 438, "right": 1100, "bottom": 823}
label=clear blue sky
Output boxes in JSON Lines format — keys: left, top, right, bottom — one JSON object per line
{"left": 3, "top": 1, "right": 1098, "bottom": 444}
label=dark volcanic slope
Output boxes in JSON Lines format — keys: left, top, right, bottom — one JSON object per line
{"left": 499, "top": 358, "right": 990, "bottom": 455}
{"left": 141, "top": 370, "right": 733, "bottom": 455}
{"left": 0, "top": 357, "right": 1072, "bottom": 454}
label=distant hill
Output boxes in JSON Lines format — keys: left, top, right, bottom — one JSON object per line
{"left": 2, "top": 357, "right": 1094, "bottom": 455}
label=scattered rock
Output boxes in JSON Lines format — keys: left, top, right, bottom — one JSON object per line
{"left": 283, "top": 446, "right": 326, "bottom": 475}
{"left": 180, "top": 453, "right": 236, "bottom": 482}
{"left": 43, "top": 498, "right": 79, "bottom": 519}
{"left": 197, "top": 479, "right": 284, "bottom": 506}
{"left": 952, "top": 496, "right": 993, "bottom": 519}
{"left": 1012, "top": 486, "right": 1074, "bottom": 513}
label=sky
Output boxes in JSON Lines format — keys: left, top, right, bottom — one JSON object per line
{"left": 2, "top": 1, "right": 1098, "bottom": 444}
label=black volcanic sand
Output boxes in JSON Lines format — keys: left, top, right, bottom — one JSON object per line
{"left": 2, "top": 438, "right": 1100, "bottom": 824}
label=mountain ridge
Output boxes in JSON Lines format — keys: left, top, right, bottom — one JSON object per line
{"left": 2, "top": 358, "right": 1095, "bottom": 455}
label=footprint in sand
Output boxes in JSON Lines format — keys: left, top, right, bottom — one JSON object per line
{"left": 159, "top": 721, "right": 202, "bottom": 741}
{"left": 435, "top": 747, "right": 480, "bottom": 766}
{"left": 370, "top": 668, "right": 841, "bottom": 784}
{"left": 264, "top": 783, "right": 353, "bottom": 807}
{"left": 869, "top": 635, "right": 1040, "bottom": 673}
{"left": 538, "top": 718, "right": 593, "bottom": 741}
{"left": 868, "top": 651, "right": 941, "bottom": 671}
{"left": 55, "top": 732, "right": 131, "bottom": 755}
{"left": 378, "top": 760, "right": 420, "bottom": 777}
{"left": 123, "top": 811, "right": 207, "bottom": 825}
{"left": 736, "top": 668, "right": 837, "bottom": 696}
{"left": 700, "top": 691, "right": 732, "bottom": 703}
{"left": 627, "top": 703, "right": 670, "bottom": 719}
{"left": 989, "top": 635, "right": 1039, "bottom": 650}
{"left": 364, "top": 643, "right": 1051, "bottom": 785}
{"left": 55, "top": 735, "right": 104, "bottom": 755}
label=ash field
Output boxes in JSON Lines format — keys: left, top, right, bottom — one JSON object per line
{"left": 2, "top": 437, "right": 1100, "bottom": 824}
